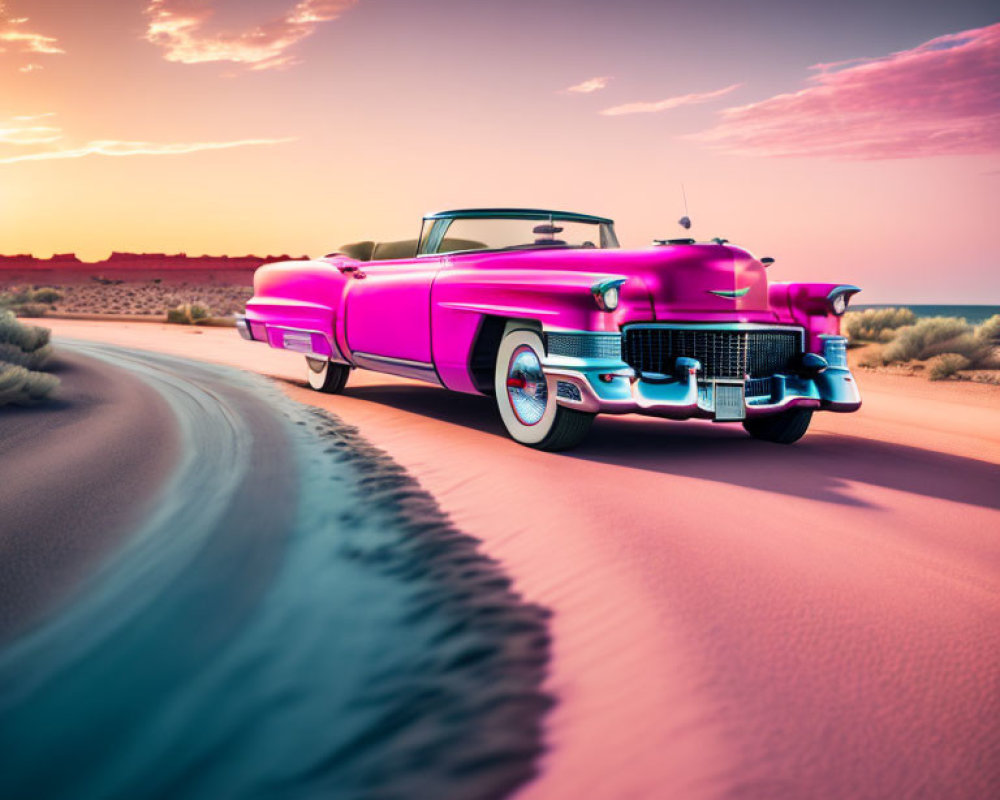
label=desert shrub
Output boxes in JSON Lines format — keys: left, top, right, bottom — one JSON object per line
{"left": 29, "top": 287, "right": 62, "bottom": 304}
{"left": 976, "top": 314, "right": 1000, "bottom": 345}
{"left": 0, "top": 310, "right": 59, "bottom": 405}
{"left": 0, "top": 309, "right": 50, "bottom": 352}
{"left": 928, "top": 353, "right": 971, "bottom": 381}
{"left": 881, "top": 317, "right": 972, "bottom": 362}
{"left": 15, "top": 303, "right": 49, "bottom": 317}
{"left": 857, "top": 346, "right": 886, "bottom": 368}
{"left": 0, "top": 341, "right": 53, "bottom": 370}
{"left": 166, "top": 302, "right": 211, "bottom": 324}
{"left": 920, "top": 332, "right": 994, "bottom": 364}
{"left": 0, "top": 287, "right": 62, "bottom": 310}
{"left": 843, "top": 307, "right": 916, "bottom": 342}
{"left": 0, "top": 363, "right": 60, "bottom": 405}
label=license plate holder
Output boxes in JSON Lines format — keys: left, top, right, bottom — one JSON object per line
{"left": 715, "top": 382, "right": 746, "bottom": 421}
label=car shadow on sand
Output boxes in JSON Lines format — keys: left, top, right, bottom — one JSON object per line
{"left": 320, "top": 382, "right": 1000, "bottom": 511}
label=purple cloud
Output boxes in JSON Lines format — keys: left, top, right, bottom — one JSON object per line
{"left": 693, "top": 23, "right": 1000, "bottom": 159}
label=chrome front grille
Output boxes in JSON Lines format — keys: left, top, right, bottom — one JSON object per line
{"left": 622, "top": 327, "right": 801, "bottom": 379}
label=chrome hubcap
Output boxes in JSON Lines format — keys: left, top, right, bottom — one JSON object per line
{"left": 506, "top": 346, "right": 547, "bottom": 426}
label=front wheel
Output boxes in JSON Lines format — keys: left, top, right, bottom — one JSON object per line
{"left": 306, "top": 357, "right": 350, "bottom": 394}
{"left": 494, "top": 328, "right": 594, "bottom": 451}
{"left": 742, "top": 408, "right": 813, "bottom": 444}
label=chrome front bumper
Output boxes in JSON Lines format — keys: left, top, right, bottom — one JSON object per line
{"left": 541, "top": 330, "right": 861, "bottom": 420}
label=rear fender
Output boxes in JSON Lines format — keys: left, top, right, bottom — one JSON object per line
{"left": 245, "top": 258, "right": 351, "bottom": 359}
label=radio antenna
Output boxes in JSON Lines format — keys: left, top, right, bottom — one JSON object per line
{"left": 678, "top": 184, "right": 692, "bottom": 230}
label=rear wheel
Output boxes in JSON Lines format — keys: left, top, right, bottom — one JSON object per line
{"left": 306, "top": 357, "right": 350, "bottom": 394}
{"left": 743, "top": 408, "right": 813, "bottom": 444}
{"left": 494, "top": 328, "right": 594, "bottom": 451}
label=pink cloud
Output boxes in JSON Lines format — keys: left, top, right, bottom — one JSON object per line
{"left": 144, "top": 0, "right": 359, "bottom": 71}
{"left": 600, "top": 84, "right": 741, "bottom": 116}
{"left": 0, "top": 1, "right": 64, "bottom": 70}
{"left": 0, "top": 114, "right": 62, "bottom": 145}
{"left": 693, "top": 23, "right": 1000, "bottom": 159}
{"left": 564, "top": 76, "right": 611, "bottom": 94}
{"left": 0, "top": 137, "right": 296, "bottom": 165}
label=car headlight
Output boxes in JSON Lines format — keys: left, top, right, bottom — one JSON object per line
{"left": 826, "top": 285, "right": 861, "bottom": 316}
{"left": 591, "top": 278, "right": 626, "bottom": 312}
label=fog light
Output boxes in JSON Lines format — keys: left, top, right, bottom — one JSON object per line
{"left": 599, "top": 373, "right": 615, "bottom": 383}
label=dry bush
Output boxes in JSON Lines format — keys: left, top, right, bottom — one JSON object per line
{"left": 28, "top": 287, "right": 62, "bottom": 304}
{"left": 843, "top": 307, "right": 916, "bottom": 342}
{"left": 976, "top": 314, "right": 1000, "bottom": 345}
{"left": 0, "top": 309, "right": 51, "bottom": 352}
{"left": 0, "top": 341, "right": 53, "bottom": 370}
{"left": 0, "top": 310, "right": 59, "bottom": 405}
{"left": 928, "top": 354, "right": 972, "bottom": 381}
{"left": 881, "top": 317, "right": 973, "bottom": 362}
{"left": 857, "top": 346, "right": 886, "bottom": 368}
{"left": 15, "top": 303, "right": 49, "bottom": 317}
{"left": 166, "top": 302, "right": 211, "bottom": 324}
{"left": 0, "top": 363, "right": 59, "bottom": 405}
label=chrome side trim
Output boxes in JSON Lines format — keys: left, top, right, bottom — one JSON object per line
{"left": 352, "top": 352, "right": 442, "bottom": 386}
{"left": 353, "top": 352, "right": 434, "bottom": 369}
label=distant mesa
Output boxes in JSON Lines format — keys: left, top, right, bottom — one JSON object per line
{"left": 0, "top": 251, "right": 309, "bottom": 286}
{"left": 0, "top": 252, "right": 307, "bottom": 269}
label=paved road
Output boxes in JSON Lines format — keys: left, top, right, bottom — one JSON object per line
{"left": 0, "top": 342, "right": 549, "bottom": 800}
{"left": 38, "top": 321, "right": 1000, "bottom": 800}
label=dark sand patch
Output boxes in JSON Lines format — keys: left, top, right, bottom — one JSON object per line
{"left": 0, "top": 353, "right": 180, "bottom": 640}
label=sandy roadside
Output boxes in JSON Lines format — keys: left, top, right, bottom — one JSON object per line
{"left": 39, "top": 319, "right": 1000, "bottom": 799}
{"left": 0, "top": 351, "right": 180, "bottom": 641}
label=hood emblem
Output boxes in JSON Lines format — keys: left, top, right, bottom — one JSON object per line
{"left": 707, "top": 287, "right": 750, "bottom": 299}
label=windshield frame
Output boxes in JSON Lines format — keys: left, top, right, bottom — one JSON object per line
{"left": 417, "top": 209, "right": 619, "bottom": 257}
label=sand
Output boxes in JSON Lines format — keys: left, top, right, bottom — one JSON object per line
{"left": 0, "top": 351, "right": 180, "bottom": 641}
{"left": 38, "top": 319, "right": 1000, "bottom": 799}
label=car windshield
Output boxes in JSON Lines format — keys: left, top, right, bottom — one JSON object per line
{"left": 421, "top": 215, "right": 619, "bottom": 255}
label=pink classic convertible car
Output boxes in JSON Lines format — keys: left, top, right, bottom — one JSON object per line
{"left": 238, "top": 208, "right": 861, "bottom": 450}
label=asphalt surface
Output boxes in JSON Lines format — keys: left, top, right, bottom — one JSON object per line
{"left": 22, "top": 322, "right": 1000, "bottom": 800}
{"left": 0, "top": 343, "right": 550, "bottom": 800}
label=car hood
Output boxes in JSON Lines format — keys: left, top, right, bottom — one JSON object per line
{"left": 636, "top": 243, "right": 769, "bottom": 317}
{"left": 465, "top": 243, "right": 771, "bottom": 319}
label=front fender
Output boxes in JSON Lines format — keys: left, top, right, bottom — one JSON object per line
{"left": 430, "top": 268, "right": 653, "bottom": 393}
{"left": 769, "top": 282, "right": 861, "bottom": 352}
{"left": 434, "top": 267, "right": 653, "bottom": 332}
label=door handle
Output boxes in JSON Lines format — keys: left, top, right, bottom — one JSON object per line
{"left": 338, "top": 264, "right": 366, "bottom": 279}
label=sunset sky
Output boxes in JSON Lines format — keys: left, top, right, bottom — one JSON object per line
{"left": 1, "top": 0, "right": 997, "bottom": 302}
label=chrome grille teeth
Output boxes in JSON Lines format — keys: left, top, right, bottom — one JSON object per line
{"left": 623, "top": 328, "right": 800, "bottom": 379}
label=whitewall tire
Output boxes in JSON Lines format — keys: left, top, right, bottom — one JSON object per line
{"left": 494, "top": 328, "right": 594, "bottom": 451}
{"left": 306, "top": 357, "right": 350, "bottom": 394}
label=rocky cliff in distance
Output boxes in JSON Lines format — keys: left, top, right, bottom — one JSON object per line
{"left": 0, "top": 252, "right": 309, "bottom": 286}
